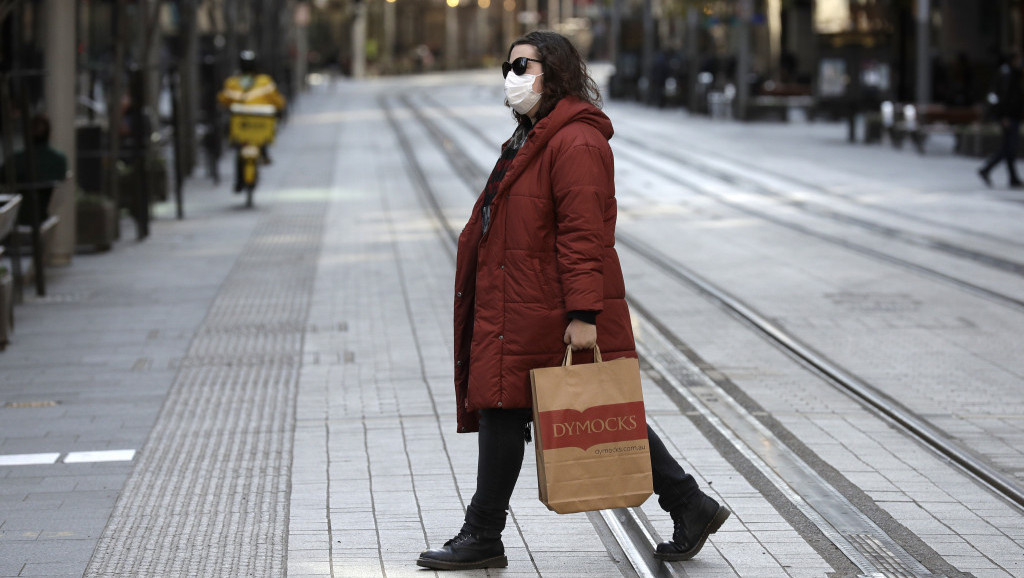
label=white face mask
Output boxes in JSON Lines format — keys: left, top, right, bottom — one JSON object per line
{"left": 505, "top": 72, "right": 543, "bottom": 115}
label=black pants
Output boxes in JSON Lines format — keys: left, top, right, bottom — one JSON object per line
{"left": 462, "top": 408, "right": 701, "bottom": 539}
{"left": 981, "top": 120, "right": 1021, "bottom": 183}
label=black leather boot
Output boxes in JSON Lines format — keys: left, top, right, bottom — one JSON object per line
{"left": 654, "top": 493, "right": 731, "bottom": 561}
{"left": 416, "top": 530, "right": 508, "bottom": 570}
{"left": 978, "top": 168, "right": 993, "bottom": 188}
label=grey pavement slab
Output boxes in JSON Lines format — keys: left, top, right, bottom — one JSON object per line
{"left": 437, "top": 72, "right": 1024, "bottom": 573}
{"left": 287, "top": 78, "right": 834, "bottom": 577}
{"left": 3, "top": 70, "right": 1023, "bottom": 577}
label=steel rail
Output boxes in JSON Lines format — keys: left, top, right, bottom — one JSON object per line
{"left": 630, "top": 311, "right": 938, "bottom": 577}
{"left": 411, "top": 91, "right": 1024, "bottom": 511}
{"left": 617, "top": 126, "right": 1024, "bottom": 251}
{"left": 394, "top": 92, "right": 940, "bottom": 576}
{"left": 385, "top": 93, "right": 670, "bottom": 577}
{"left": 397, "top": 92, "right": 1024, "bottom": 574}
{"left": 612, "top": 136, "right": 1024, "bottom": 276}
{"left": 391, "top": 92, "right": 958, "bottom": 573}
{"left": 616, "top": 231, "right": 1024, "bottom": 512}
{"left": 597, "top": 509, "right": 664, "bottom": 578}
{"left": 611, "top": 143, "right": 1024, "bottom": 313}
{"left": 423, "top": 91, "right": 1024, "bottom": 313}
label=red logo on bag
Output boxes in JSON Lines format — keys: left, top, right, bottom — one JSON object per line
{"left": 538, "top": 401, "right": 646, "bottom": 451}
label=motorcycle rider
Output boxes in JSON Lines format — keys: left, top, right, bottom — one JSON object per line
{"left": 218, "top": 50, "right": 286, "bottom": 191}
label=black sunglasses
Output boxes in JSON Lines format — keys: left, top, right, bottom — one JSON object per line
{"left": 502, "top": 57, "right": 543, "bottom": 78}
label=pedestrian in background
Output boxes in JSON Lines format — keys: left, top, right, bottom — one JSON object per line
{"left": 979, "top": 51, "right": 1023, "bottom": 189}
{"left": 416, "top": 30, "right": 730, "bottom": 571}
{"left": 0, "top": 114, "right": 67, "bottom": 227}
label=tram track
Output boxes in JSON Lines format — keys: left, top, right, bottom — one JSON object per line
{"left": 610, "top": 144, "right": 1024, "bottom": 314}
{"left": 381, "top": 93, "right": 691, "bottom": 577}
{"left": 405, "top": 92, "right": 1024, "bottom": 506}
{"left": 425, "top": 93, "right": 1024, "bottom": 314}
{"left": 415, "top": 89, "right": 1024, "bottom": 502}
{"left": 616, "top": 133, "right": 1024, "bottom": 269}
{"left": 616, "top": 123, "right": 1024, "bottom": 251}
{"left": 385, "top": 92, "right": 1024, "bottom": 576}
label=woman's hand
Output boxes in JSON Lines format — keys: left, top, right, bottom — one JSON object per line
{"left": 563, "top": 319, "right": 597, "bottom": 351}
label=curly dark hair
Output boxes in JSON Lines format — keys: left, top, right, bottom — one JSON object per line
{"left": 507, "top": 31, "right": 601, "bottom": 124}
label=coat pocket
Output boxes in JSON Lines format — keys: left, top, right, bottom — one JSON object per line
{"left": 504, "top": 253, "right": 551, "bottom": 304}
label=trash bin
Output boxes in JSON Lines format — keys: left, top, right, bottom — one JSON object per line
{"left": 708, "top": 85, "right": 735, "bottom": 120}
{"left": 76, "top": 124, "right": 106, "bottom": 194}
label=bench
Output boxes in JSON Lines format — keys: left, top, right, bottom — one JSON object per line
{"left": 0, "top": 193, "right": 22, "bottom": 258}
{"left": 0, "top": 193, "right": 23, "bottom": 347}
{"left": 2, "top": 178, "right": 68, "bottom": 296}
{"left": 749, "top": 94, "right": 816, "bottom": 122}
{"left": 749, "top": 83, "right": 815, "bottom": 122}
{"left": 881, "top": 102, "right": 981, "bottom": 153}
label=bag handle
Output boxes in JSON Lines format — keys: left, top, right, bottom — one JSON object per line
{"left": 562, "top": 344, "right": 602, "bottom": 367}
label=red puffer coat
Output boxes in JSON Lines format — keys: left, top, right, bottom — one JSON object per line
{"left": 453, "top": 97, "right": 637, "bottom": 433}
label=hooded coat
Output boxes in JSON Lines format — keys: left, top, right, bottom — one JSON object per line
{"left": 453, "top": 97, "right": 637, "bottom": 433}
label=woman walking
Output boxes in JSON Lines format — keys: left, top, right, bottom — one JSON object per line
{"left": 417, "top": 31, "right": 730, "bottom": 571}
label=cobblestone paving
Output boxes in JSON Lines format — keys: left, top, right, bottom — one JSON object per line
{"left": 279, "top": 82, "right": 847, "bottom": 577}
{"left": 83, "top": 204, "right": 325, "bottom": 576}
{"left": 5, "top": 72, "right": 1024, "bottom": 578}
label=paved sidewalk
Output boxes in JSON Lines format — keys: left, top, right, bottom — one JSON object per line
{"left": 0, "top": 161, "right": 262, "bottom": 576}
{"left": 2, "top": 72, "right": 1022, "bottom": 577}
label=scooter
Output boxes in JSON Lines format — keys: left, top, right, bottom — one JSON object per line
{"left": 228, "top": 103, "right": 278, "bottom": 208}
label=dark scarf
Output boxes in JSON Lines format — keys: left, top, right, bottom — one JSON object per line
{"left": 481, "top": 120, "right": 532, "bottom": 234}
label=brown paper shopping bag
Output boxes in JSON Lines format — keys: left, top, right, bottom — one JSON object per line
{"left": 530, "top": 345, "right": 654, "bottom": 514}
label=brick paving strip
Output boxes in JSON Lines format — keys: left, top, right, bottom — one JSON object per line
{"left": 83, "top": 203, "right": 326, "bottom": 576}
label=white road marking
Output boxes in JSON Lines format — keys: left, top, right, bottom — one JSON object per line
{"left": 0, "top": 453, "right": 61, "bottom": 466}
{"left": 64, "top": 450, "right": 136, "bottom": 463}
{"left": 0, "top": 450, "right": 137, "bottom": 466}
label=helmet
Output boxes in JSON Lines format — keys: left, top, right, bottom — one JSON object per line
{"left": 239, "top": 50, "right": 258, "bottom": 74}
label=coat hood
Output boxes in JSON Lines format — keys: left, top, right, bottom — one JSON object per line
{"left": 499, "top": 97, "right": 613, "bottom": 197}
{"left": 527, "top": 97, "right": 614, "bottom": 152}
{"left": 535, "top": 97, "right": 614, "bottom": 143}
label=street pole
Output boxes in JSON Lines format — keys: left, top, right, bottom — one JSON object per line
{"left": 525, "top": 0, "right": 537, "bottom": 33}
{"left": 549, "top": 0, "right": 559, "bottom": 30}
{"left": 477, "top": 0, "right": 486, "bottom": 59}
{"left": 143, "top": 0, "right": 161, "bottom": 142}
{"left": 133, "top": 0, "right": 162, "bottom": 235}
{"left": 130, "top": 67, "right": 151, "bottom": 236}
{"left": 476, "top": 0, "right": 489, "bottom": 65}
{"left": 225, "top": 0, "right": 238, "bottom": 75}
{"left": 180, "top": 0, "right": 199, "bottom": 175}
{"left": 295, "top": 2, "right": 311, "bottom": 88}
{"left": 609, "top": 0, "right": 620, "bottom": 69}
{"left": 262, "top": 0, "right": 274, "bottom": 79}
{"left": 267, "top": 0, "right": 286, "bottom": 84}
{"left": 43, "top": 0, "right": 76, "bottom": 265}
{"left": 686, "top": 5, "right": 699, "bottom": 112}
{"left": 768, "top": 0, "right": 781, "bottom": 78}
{"left": 17, "top": 88, "right": 44, "bottom": 295}
{"left": 108, "top": 0, "right": 125, "bottom": 221}
{"left": 352, "top": 0, "right": 367, "bottom": 78}
{"left": 503, "top": 0, "right": 515, "bottom": 53}
{"left": 915, "top": 0, "right": 931, "bottom": 106}
{"left": 170, "top": 66, "right": 185, "bottom": 220}
{"left": 642, "top": 0, "right": 653, "bottom": 102}
{"left": 384, "top": 0, "right": 396, "bottom": 73}
{"left": 446, "top": 0, "right": 459, "bottom": 70}
{"left": 736, "top": 0, "right": 752, "bottom": 120}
